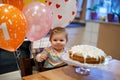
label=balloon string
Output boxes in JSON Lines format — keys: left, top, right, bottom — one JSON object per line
{"left": 13, "top": 51, "right": 22, "bottom": 78}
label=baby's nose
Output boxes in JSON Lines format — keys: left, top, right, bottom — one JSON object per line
{"left": 56, "top": 41, "right": 61, "bottom": 43}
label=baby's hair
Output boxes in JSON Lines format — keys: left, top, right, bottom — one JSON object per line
{"left": 49, "top": 27, "right": 68, "bottom": 42}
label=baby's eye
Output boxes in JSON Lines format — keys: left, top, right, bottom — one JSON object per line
{"left": 53, "top": 39, "right": 57, "bottom": 41}
{"left": 60, "top": 40, "right": 64, "bottom": 42}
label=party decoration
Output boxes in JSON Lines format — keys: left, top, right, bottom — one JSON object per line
{"left": 46, "top": 0, "right": 77, "bottom": 28}
{"left": 0, "top": 4, "right": 27, "bottom": 52}
{"left": 24, "top": 0, "right": 46, "bottom": 5}
{"left": 2, "top": 0, "right": 24, "bottom": 11}
{"left": 22, "top": 2, "right": 52, "bottom": 41}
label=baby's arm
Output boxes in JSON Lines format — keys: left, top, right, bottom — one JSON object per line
{"left": 36, "top": 50, "right": 48, "bottom": 62}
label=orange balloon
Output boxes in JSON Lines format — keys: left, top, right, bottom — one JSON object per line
{"left": 2, "top": 0, "right": 24, "bottom": 11}
{"left": 0, "top": 4, "right": 27, "bottom": 52}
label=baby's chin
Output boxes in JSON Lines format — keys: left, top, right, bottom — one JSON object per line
{"left": 54, "top": 47, "right": 64, "bottom": 51}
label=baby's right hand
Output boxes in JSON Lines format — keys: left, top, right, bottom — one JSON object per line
{"left": 40, "top": 54, "right": 48, "bottom": 60}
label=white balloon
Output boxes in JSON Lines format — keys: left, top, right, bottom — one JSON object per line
{"left": 46, "top": 0, "right": 77, "bottom": 28}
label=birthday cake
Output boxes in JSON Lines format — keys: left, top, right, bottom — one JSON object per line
{"left": 69, "top": 45, "right": 106, "bottom": 64}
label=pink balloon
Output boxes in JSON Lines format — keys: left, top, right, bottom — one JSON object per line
{"left": 22, "top": 2, "right": 52, "bottom": 41}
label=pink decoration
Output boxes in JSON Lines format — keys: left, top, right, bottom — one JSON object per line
{"left": 46, "top": 0, "right": 77, "bottom": 28}
{"left": 22, "top": 2, "right": 52, "bottom": 41}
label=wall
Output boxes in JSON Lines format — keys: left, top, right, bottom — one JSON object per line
{"left": 67, "top": 22, "right": 99, "bottom": 48}
{"left": 97, "top": 23, "right": 120, "bottom": 60}
{"left": 66, "top": 26, "right": 85, "bottom": 49}
{"left": 81, "top": 21, "right": 99, "bottom": 46}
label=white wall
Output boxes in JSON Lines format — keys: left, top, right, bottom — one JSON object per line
{"left": 67, "top": 22, "right": 99, "bottom": 48}
{"left": 66, "top": 27, "right": 85, "bottom": 49}
{"left": 82, "top": 21, "right": 99, "bottom": 46}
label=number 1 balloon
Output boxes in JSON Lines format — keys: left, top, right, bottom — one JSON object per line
{"left": 2, "top": 0, "right": 24, "bottom": 11}
{"left": 0, "top": 4, "right": 27, "bottom": 52}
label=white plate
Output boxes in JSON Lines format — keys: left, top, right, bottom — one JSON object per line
{"left": 60, "top": 53, "right": 112, "bottom": 68}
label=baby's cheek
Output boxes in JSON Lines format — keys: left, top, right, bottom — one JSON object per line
{"left": 61, "top": 43, "right": 66, "bottom": 46}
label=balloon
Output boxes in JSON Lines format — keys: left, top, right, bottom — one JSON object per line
{"left": 2, "top": 0, "right": 24, "bottom": 11}
{"left": 0, "top": 4, "right": 27, "bottom": 52}
{"left": 22, "top": 2, "right": 52, "bottom": 41}
{"left": 24, "top": 0, "right": 46, "bottom": 5}
{"left": 46, "top": 0, "right": 77, "bottom": 28}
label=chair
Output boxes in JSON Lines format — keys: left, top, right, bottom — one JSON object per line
{"left": 15, "top": 40, "right": 35, "bottom": 77}
{"left": 31, "top": 37, "right": 51, "bottom": 72}
{"left": 31, "top": 48, "right": 45, "bottom": 72}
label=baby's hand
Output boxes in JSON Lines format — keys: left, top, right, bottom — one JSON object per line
{"left": 40, "top": 54, "right": 48, "bottom": 60}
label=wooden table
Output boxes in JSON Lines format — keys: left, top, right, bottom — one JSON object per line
{"left": 23, "top": 59, "right": 120, "bottom": 80}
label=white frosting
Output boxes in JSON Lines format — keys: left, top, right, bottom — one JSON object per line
{"left": 70, "top": 45, "right": 106, "bottom": 59}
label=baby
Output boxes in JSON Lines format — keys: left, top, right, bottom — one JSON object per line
{"left": 36, "top": 27, "right": 68, "bottom": 69}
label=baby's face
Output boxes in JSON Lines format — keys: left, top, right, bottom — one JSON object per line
{"left": 50, "top": 33, "right": 67, "bottom": 51}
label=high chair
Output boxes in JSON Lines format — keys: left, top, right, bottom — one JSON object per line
{"left": 31, "top": 48, "right": 45, "bottom": 72}
{"left": 31, "top": 37, "right": 51, "bottom": 72}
